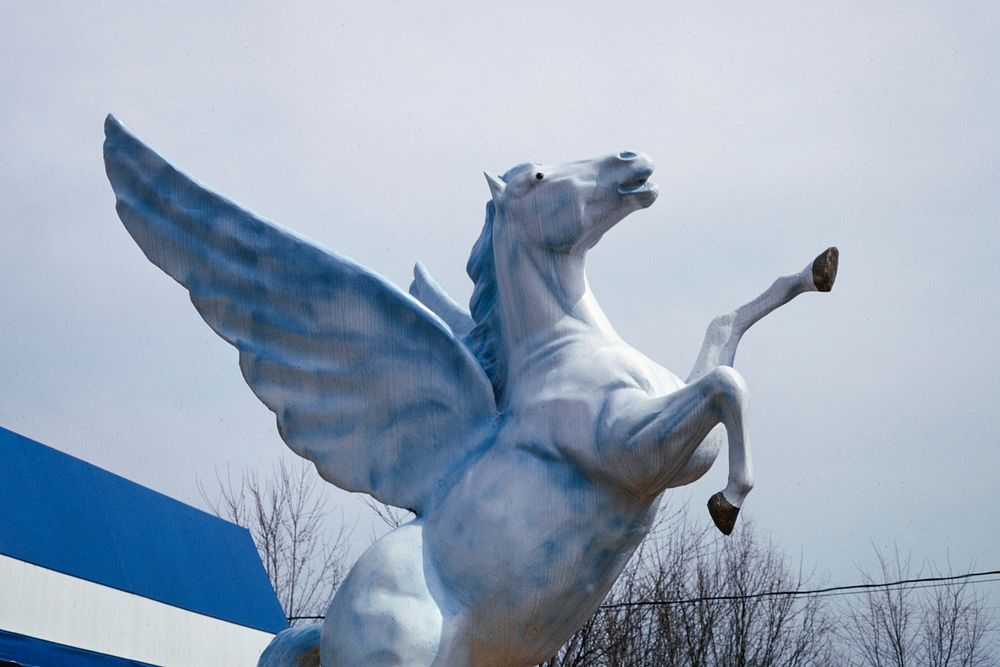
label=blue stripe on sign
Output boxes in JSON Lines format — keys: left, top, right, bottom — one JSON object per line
{"left": 0, "top": 427, "right": 288, "bottom": 634}
{"left": 0, "top": 628, "right": 159, "bottom": 667}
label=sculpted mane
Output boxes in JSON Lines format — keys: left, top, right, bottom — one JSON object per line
{"left": 466, "top": 200, "right": 504, "bottom": 402}
{"left": 466, "top": 163, "right": 537, "bottom": 404}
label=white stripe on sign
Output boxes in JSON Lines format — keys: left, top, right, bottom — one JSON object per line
{"left": 0, "top": 554, "right": 278, "bottom": 666}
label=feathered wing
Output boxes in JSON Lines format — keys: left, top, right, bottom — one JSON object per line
{"left": 104, "top": 115, "right": 497, "bottom": 514}
{"left": 408, "top": 262, "right": 475, "bottom": 339}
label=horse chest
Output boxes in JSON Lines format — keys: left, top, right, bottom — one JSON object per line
{"left": 508, "top": 339, "right": 683, "bottom": 452}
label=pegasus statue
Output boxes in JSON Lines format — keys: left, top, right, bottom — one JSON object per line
{"left": 104, "top": 116, "right": 838, "bottom": 666}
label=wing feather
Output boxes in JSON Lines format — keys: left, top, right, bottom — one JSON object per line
{"left": 104, "top": 115, "right": 497, "bottom": 514}
{"left": 409, "top": 262, "right": 476, "bottom": 339}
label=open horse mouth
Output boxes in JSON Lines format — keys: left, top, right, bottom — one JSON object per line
{"left": 617, "top": 166, "right": 658, "bottom": 198}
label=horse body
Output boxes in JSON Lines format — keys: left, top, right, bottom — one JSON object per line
{"left": 325, "top": 152, "right": 762, "bottom": 666}
{"left": 425, "top": 340, "right": 680, "bottom": 663}
{"left": 102, "top": 120, "right": 837, "bottom": 667}
{"left": 330, "top": 336, "right": 684, "bottom": 665}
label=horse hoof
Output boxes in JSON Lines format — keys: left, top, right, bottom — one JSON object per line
{"left": 708, "top": 492, "right": 740, "bottom": 535}
{"left": 811, "top": 246, "right": 839, "bottom": 292}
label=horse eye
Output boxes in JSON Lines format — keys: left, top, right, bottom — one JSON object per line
{"left": 535, "top": 172, "right": 544, "bottom": 181}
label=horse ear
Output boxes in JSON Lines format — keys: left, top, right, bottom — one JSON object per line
{"left": 483, "top": 172, "right": 505, "bottom": 203}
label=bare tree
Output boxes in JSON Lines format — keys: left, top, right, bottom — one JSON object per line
{"left": 706, "top": 524, "right": 834, "bottom": 667}
{"left": 842, "top": 547, "right": 916, "bottom": 667}
{"left": 840, "top": 547, "right": 996, "bottom": 667}
{"left": 200, "top": 459, "right": 350, "bottom": 625}
{"left": 361, "top": 495, "right": 414, "bottom": 532}
{"left": 920, "top": 569, "right": 994, "bottom": 667}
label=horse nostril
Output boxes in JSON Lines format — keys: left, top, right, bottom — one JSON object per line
{"left": 619, "top": 151, "right": 637, "bottom": 160}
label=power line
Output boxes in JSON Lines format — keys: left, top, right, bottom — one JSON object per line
{"left": 801, "top": 577, "right": 1000, "bottom": 601}
{"left": 597, "top": 569, "right": 1000, "bottom": 611}
{"left": 286, "top": 569, "right": 1000, "bottom": 622}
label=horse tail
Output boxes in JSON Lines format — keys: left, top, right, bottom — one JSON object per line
{"left": 257, "top": 624, "right": 322, "bottom": 667}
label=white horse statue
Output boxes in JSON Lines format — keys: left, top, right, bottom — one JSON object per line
{"left": 104, "top": 117, "right": 838, "bottom": 667}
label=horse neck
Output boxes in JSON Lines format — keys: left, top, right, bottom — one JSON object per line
{"left": 492, "top": 225, "right": 618, "bottom": 369}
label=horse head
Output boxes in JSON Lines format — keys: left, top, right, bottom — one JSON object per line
{"left": 465, "top": 152, "right": 659, "bottom": 406}
{"left": 484, "top": 151, "right": 658, "bottom": 252}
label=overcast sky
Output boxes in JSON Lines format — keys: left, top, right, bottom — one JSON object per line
{"left": 2, "top": 2, "right": 998, "bottom": 590}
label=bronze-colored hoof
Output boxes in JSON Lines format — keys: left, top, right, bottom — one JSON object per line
{"left": 708, "top": 491, "right": 740, "bottom": 535}
{"left": 812, "top": 246, "right": 839, "bottom": 292}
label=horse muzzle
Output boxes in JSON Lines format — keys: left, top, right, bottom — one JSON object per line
{"left": 615, "top": 152, "right": 658, "bottom": 205}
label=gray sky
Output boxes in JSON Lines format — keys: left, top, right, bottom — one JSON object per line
{"left": 2, "top": 2, "right": 999, "bottom": 590}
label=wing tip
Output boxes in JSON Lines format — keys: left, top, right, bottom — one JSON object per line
{"left": 103, "top": 114, "right": 131, "bottom": 167}
{"left": 104, "top": 114, "right": 143, "bottom": 161}
{"left": 409, "top": 261, "right": 428, "bottom": 298}
{"left": 104, "top": 113, "right": 123, "bottom": 138}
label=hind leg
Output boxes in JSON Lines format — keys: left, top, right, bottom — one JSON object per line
{"left": 321, "top": 522, "right": 445, "bottom": 666}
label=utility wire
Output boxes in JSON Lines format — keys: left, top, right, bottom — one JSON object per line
{"left": 287, "top": 569, "right": 1000, "bottom": 622}
{"left": 596, "top": 569, "right": 1000, "bottom": 611}
{"left": 801, "top": 577, "right": 1000, "bottom": 601}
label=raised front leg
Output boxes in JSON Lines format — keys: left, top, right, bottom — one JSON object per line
{"left": 687, "top": 247, "right": 839, "bottom": 383}
{"left": 602, "top": 366, "right": 752, "bottom": 534}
